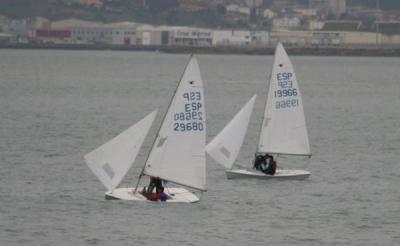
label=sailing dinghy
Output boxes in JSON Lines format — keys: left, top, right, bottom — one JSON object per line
{"left": 206, "top": 43, "right": 311, "bottom": 180}
{"left": 85, "top": 56, "right": 206, "bottom": 203}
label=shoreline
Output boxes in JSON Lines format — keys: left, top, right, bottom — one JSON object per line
{"left": 1, "top": 43, "right": 400, "bottom": 57}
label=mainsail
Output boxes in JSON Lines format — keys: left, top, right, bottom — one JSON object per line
{"left": 85, "top": 110, "right": 158, "bottom": 191}
{"left": 258, "top": 43, "right": 310, "bottom": 156}
{"left": 143, "top": 57, "right": 206, "bottom": 191}
{"left": 206, "top": 95, "right": 256, "bottom": 169}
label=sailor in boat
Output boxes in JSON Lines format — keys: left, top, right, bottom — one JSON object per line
{"left": 141, "top": 177, "right": 170, "bottom": 202}
{"left": 253, "top": 154, "right": 277, "bottom": 175}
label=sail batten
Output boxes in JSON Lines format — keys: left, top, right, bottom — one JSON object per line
{"left": 256, "top": 151, "right": 312, "bottom": 157}
{"left": 258, "top": 43, "right": 310, "bottom": 156}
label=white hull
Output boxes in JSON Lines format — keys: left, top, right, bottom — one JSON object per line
{"left": 104, "top": 187, "right": 200, "bottom": 203}
{"left": 225, "top": 169, "right": 310, "bottom": 180}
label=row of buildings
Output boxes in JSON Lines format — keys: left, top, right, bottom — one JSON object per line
{"left": 1, "top": 16, "right": 399, "bottom": 48}
{"left": 309, "top": 0, "right": 347, "bottom": 19}
{"left": 228, "top": 0, "right": 346, "bottom": 19}
{"left": 218, "top": 0, "right": 391, "bottom": 33}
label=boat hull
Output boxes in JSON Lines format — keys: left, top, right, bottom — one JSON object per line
{"left": 225, "top": 169, "right": 310, "bottom": 180}
{"left": 104, "top": 187, "right": 200, "bottom": 203}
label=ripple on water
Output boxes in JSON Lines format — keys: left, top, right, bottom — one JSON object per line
{"left": 1, "top": 51, "right": 399, "bottom": 246}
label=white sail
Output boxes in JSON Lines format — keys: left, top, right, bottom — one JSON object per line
{"left": 85, "top": 110, "right": 157, "bottom": 191}
{"left": 143, "top": 57, "right": 206, "bottom": 191}
{"left": 258, "top": 43, "right": 311, "bottom": 156}
{"left": 206, "top": 95, "right": 257, "bottom": 169}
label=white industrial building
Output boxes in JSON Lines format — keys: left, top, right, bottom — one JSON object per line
{"left": 270, "top": 30, "right": 311, "bottom": 46}
{"left": 171, "top": 27, "right": 213, "bottom": 46}
{"left": 272, "top": 16, "right": 302, "bottom": 30}
{"left": 226, "top": 4, "right": 251, "bottom": 16}
{"left": 136, "top": 25, "right": 167, "bottom": 46}
{"left": 50, "top": 19, "right": 139, "bottom": 45}
{"left": 263, "top": 9, "right": 275, "bottom": 19}
{"left": 0, "top": 15, "right": 10, "bottom": 33}
{"left": 213, "top": 30, "right": 251, "bottom": 46}
{"left": 250, "top": 30, "right": 270, "bottom": 46}
{"left": 109, "top": 22, "right": 139, "bottom": 45}
{"left": 308, "top": 20, "right": 325, "bottom": 30}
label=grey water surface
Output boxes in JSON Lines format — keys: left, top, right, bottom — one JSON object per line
{"left": 0, "top": 50, "right": 399, "bottom": 245}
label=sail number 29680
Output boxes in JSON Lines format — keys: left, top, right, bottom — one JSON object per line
{"left": 173, "top": 91, "right": 204, "bottom": 131}
{"left": 174, "top": 122, "right": 204, "bottom": 131}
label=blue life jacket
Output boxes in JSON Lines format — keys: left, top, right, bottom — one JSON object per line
{"left": 160, "top": 193, "right": 170, "bottom": 202}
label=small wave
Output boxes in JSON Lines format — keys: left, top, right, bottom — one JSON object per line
{"left": 85, "top": 238, "right": 104, "bottom": 245}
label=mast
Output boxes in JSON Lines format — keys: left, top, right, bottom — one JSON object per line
{"left": 255, "top": 71, "right": 272, "bottom": 155}
{"left": 134, "top": 55, "right": 195, "bottom": 193}
{"left": 256, "top": 45, "right": 278, "bottom": 155}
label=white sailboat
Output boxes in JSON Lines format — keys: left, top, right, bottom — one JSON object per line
{"left": 85, "top": 56, "right": 206, "bottom": 203}
{"left": 206, "top": 43, "right": 311, "bottom": 180}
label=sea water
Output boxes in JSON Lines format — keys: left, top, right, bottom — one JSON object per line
{"left": 0, "top": 50, "right": 399, "bottom": 245}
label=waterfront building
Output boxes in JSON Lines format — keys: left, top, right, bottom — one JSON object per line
{"left": 226, "top": 4, "right": 251, "bottom": 16}
{"left": 307, "top": 20, "right": 324, "bottom": 30}
{"left": 374, "top": 21, "right": 400, "bottom": 46}
{"left": 322, "top": 20, "right": 362, "bottom": 31}
{"left": 171, "top": 28, "right": 213, "bottom": 46}
{"left": 50, "top": 19, "right": 139, "bottom": 45}
{"left": 270, "top": 30, "right": 311, "bottom": 46}
{"left": 249, "top": 30, "right": 270, "bottom": 46}
{"left": 135, "top": 25, "right": 165, "bottom": 46}
{"left": 0, "top": 15, "right": 10, "bottom": 33}
{"left": 35, "top": 29, "right": 72, "bottom": 43}
{"left": 263, "top": 9, "right": 275, "bottom": 19}
{"left": 213, "top": 30, "right": 251, "bottom": 46}
{"left": 109, "top": 22, "right": 139, "bottom": 45}
{"left": 272, "top": 16, "right": 302, "bottom": 30}
{"left": 294, "top": 8, "right": 318, "bottom": 17}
